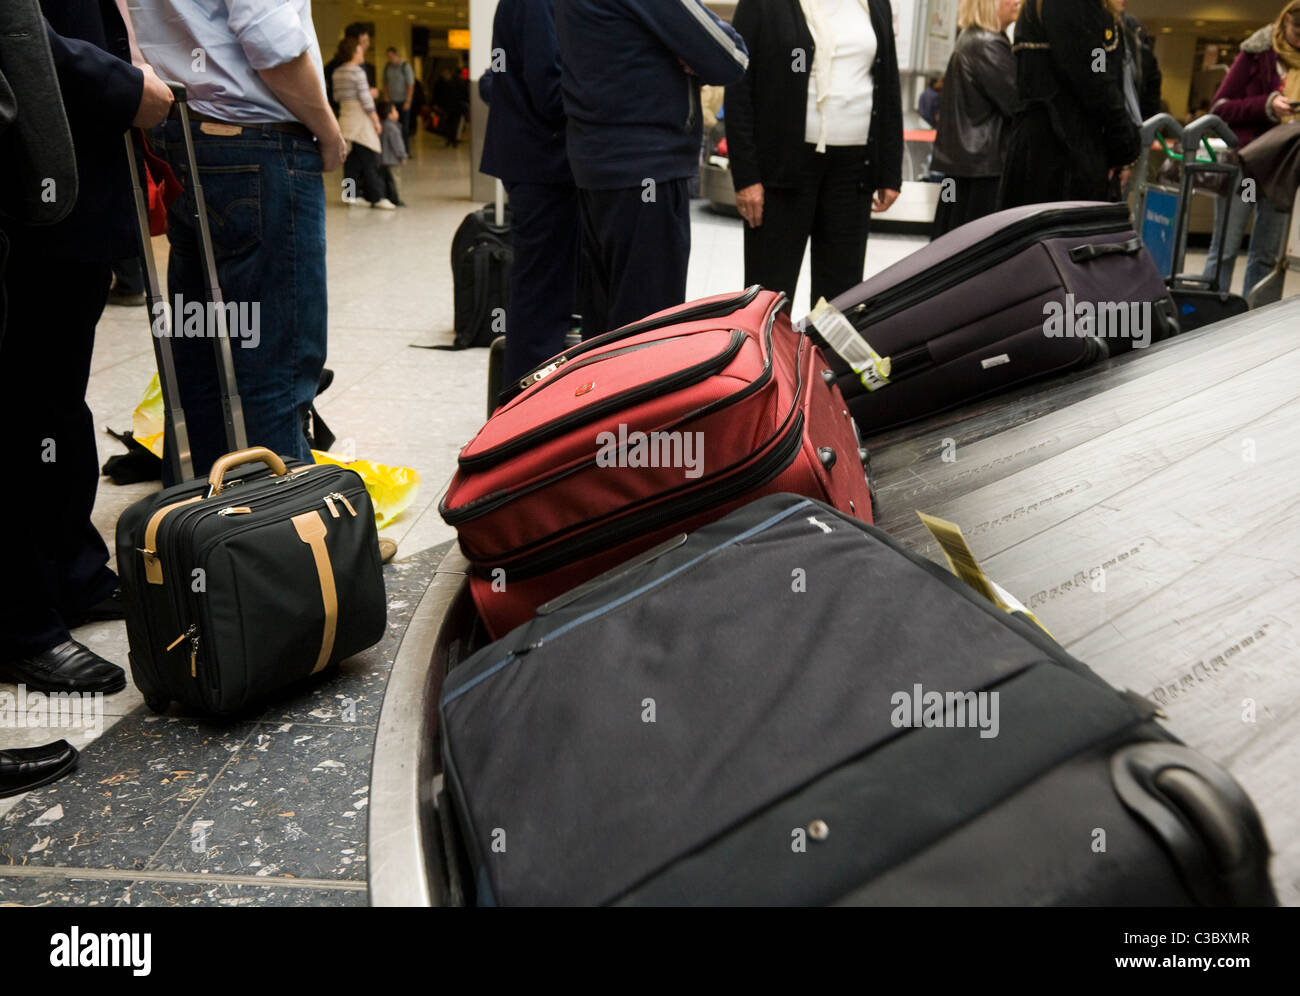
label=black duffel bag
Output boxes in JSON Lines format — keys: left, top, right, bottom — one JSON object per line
{"left": 116, "top": 447, "right": 387, "bottom": 716}
{"left": 439, "top": 492, "right": 1276, "bottom": 907}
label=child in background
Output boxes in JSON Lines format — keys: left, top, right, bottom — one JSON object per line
{"left": 377, "top": 100, "right": 409, "bottom": 207}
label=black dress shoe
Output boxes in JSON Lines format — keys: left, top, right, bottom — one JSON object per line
{"left": 0, "top": 740, "right": 79, "bottom": 798}
{"left": 0, "top": 640, "right": 126, "bottom": 694}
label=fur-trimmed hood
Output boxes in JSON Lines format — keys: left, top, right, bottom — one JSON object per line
{"left": 1242, "top": 24, "right": 1275, "bottom": 55}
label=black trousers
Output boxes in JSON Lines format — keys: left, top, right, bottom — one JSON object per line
{"left": 0, "top": 248, "right": 117, "bottom": 660}
{"left": 380, "top": 165, "right": 402, "bottom": 206}
{"left": 346, "top": 144, "right": 385, "bottom": 203}
{"left": 579, "top": 177, "right": 691, "bottom": 335}
{"left": 931, "top": 175, "right": 1002, "bottom": 240}
{"left": 504, "top": 180, "right": 580, "bottom": 382}
{"left": 743, "top": 143, "right": 872, "bottom": 315}
{"left": 111, "top": 255, "right": 145, "bottom": 294}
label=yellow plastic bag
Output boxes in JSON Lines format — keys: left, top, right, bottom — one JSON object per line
{"left": 132, "top": 375, "right": 420, "bottom": 527}
{"left": 312, "top": 450, "right": 421, "bottom": 528}
{"left": 132, "top": 373, "right": 166, "bottom": 459}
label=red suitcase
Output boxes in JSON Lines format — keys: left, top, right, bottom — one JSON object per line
{"left": 440, "top": 287, "right": 873, "bottom": 638}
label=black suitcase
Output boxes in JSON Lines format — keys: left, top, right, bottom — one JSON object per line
{"left": 449, "top": 180, "right": 511, "bottom": 350}
{"left": 115, "top": 86, "right": 387, "bottom": 715}
{"left": 800, "top": 202, "right": 1179, "bottom": 438}
{"left": 1134, "top": 114, "right": 1250, "bottom": 332}
{"left": 438, "top": 493, "right": 1276, "bottom": 906}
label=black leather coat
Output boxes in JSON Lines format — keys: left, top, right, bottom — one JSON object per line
{"left": 931, "top": 26, "right": 1018, "bottom": 178}
{"left": 1000, "top": 0, "right": 1140, "bottom": 206}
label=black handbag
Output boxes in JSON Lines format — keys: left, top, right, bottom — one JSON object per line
{"left": 116, "top": 447, "right": 386, "bottom": 715}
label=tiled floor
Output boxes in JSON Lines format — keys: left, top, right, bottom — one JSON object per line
{"left": 3, "top": 127, "right": 1296, "bottom": 905}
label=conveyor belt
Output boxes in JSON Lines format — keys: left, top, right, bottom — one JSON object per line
{"left": 870, "top": 298, "right": 1300, "bottom": 906}
{"left": 370, "top": 300, "right": 1300, "bottom": 906}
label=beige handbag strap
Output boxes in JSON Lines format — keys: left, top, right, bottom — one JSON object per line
{"left": 292, "top": 510, "right": 338, "bottom": 674}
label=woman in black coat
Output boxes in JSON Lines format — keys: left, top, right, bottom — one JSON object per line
{"left": 725, "top": 0, "right": 904, "bottom": 313}
{"left": 999, "top": 0, "right": 1139, "bottom": 208}
{"left": 931, "top": 0, "right": 1021, "bottom": 237}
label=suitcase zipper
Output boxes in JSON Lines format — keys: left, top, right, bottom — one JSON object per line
{"left": 325, "top": 492, "right": 357, "bottom": 517}
{"left": 149, "top": 467, "right": 336, "bottom": 586}
{"left": 158, "top": 471, "right": 358, "bottom": 705}
{"left": 165, "top": 624, "right": 200, "bottom": 678}
{"left": 453, "top": 298, "right": 807, "bottom": 577}
{"left": 487, "top": 413, "right": 806, "bottom": 580}
{"left": 445, "top": 298, "right": 787, "bottom": 526}
{"left": 509, "top": 286, "right": 763, "bottom": 397}
{"left": 180, "top": 482, "right": 369, "bottom": 708}
{"left": 459, "top": 330, "right": 746, "bottom": 471}
{"left": 845, "top": 210, "right": 1133, "bottom": 327}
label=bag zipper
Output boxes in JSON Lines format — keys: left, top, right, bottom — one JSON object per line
{"left": 845, "top": 208, "right": 1132, "bottom": 327}
{"left": 445, "top": 295, "right": 786, "bottom": 526}
{"left": 158, "top": 471, "right": 357, "bottom": 702}
{"left": 181, "top": 481, "right": 369, "bottom": 707}
{"left": 507, "top": 286, "right": 763, "bottom": 399}
{"left": 453, "top": 297, "right": 806, "bottom": 577}
{"left": 491, "top": 412, "right": 806, "bottom": 581}
{"left": 458, "top": 330, "right": 746, "bottom": 472}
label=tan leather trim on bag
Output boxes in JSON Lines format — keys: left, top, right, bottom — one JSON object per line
{"left": 141, "top": 496, "right": 203, "bottom": 585}
{"left": 292, "top": 510, "right": 337, "bottom": 674}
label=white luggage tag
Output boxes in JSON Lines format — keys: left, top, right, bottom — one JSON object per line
{"left": 916, "top": 511, "right": 1054, "bottom": 639}
{"left": 807, "top": 298, "right": 891, "bottom": 392}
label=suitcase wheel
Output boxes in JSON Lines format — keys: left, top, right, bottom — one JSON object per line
{"left": 144, "top": 696, "right": 170, "bottom": 715}
{"left": 1110, "top": 742, "right": 1277, "bottom": 906}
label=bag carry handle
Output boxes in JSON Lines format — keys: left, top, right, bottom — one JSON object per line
{"left": 1069, "top": 237, "right": 1143, "bottom": 263}
{"left": 207, "top": 446, "right": 288, "bottom": 496}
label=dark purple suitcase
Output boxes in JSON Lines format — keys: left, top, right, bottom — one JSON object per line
{"left": 800, "top": 202, "right": 1179, "bottom": 437}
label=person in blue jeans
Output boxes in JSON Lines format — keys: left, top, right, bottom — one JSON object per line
{"left": 132, "top": 0, "right": 347, "bottom": 477}
{"left": 1203, "top": 193, "right": 1290, "bottom": 304}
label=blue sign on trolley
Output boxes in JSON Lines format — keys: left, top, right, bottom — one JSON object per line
{"left": 1142, "top": 188, "right": 1180, "bottom": 281}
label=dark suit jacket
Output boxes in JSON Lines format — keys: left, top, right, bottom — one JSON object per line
{"left": 0, "top": 0, "right": 77, "bottom": 227}
{"left": 725, "top": 0, "right": 904, "bottom": 193}
{"left": 1, "top": 0, "right": 142, "bottom": 261}
{"left": 479, "top": 0, "right": 571, "bottom": 186}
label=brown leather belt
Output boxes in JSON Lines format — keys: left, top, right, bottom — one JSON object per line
{"left": 175, "top": 108, "right": 314, "bottom": 142}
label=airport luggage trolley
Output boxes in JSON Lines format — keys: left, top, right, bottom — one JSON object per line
{"left": 1133, "top": 113, "right": 1294, "bottom": 311}
{"left": 1132, "top": 114, "right": 1241, "bottom": 289}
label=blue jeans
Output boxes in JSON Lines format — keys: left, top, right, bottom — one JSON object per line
{"left": 1203, "top": 188, "right": 1289, "bottom": 305}
{"left": 159, "top": 120, "right": 327, "bottom": 477}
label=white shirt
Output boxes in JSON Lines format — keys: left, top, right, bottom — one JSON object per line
{"left": 129, "top": 0, "right": 325, "bottom": 124}
{"left": 805, "top": 0, "right": 876, "bottom": 148}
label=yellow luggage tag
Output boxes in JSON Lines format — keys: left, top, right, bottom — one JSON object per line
{"left": 806, "top": 297, "right": 891, "bottom": 392}
{"left": 916, "top": 511, "right": 1054, "bottom": 639}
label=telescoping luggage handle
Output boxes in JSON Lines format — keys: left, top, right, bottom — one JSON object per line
{"left": 1132, "top": 113, "right": 1241, "bottom": 290}
{"left": 123, "top": 80, "right": 248, "bottom": 484}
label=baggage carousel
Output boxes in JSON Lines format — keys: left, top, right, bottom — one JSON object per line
{"left": 369, "top": 298, "right": 1300, "bottom": 906}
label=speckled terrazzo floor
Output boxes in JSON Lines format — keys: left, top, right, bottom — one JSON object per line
{"left": 0, "top": 542, "right": 449, "bottom": 908}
